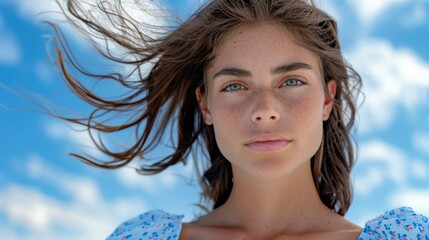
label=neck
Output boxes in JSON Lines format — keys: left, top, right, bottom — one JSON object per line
{"left": 214, "top": 161, "right": 336, "bottom": 237}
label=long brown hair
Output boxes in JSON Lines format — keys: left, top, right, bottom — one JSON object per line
{"left": 49, "top": 0, "right": 362, "bottom": 215}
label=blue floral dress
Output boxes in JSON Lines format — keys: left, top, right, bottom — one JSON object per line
{"left": 107, "top": 207, "right": 428, "bottom": 240}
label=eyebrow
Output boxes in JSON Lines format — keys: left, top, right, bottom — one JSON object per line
{"left": 212, "top": 62, "right": 313, "bottom": 80}
{"left": 212, "top": 68, "right": 251, "bottom": 80}
{"left": 272, "top": 62, "right": 313, "bottom": 75}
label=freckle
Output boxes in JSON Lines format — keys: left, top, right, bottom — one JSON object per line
{"left": 265, "top": 225, "right": 268, "bottom": 229}
{"left": 304, "top": 218, "right": 308, "bottom": 222}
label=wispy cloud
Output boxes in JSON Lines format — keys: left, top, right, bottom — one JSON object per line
{"left": 43, "top": 120, "right": 103, "bottom": 157}
{"left": 349, "top": 38, "right": 429, "bottom": 132}
{"left": 389, "top": 187, "right": 429, "bottom": 216}
{"left": 412, "top": 132, "right": 429, "bottom": 155}
{"left": 354, "top": 138, "right": 429, "bottom": 210}
{"left": 0, "top": 154, "right": 148, "bottom": 240}
{"left": 1, "top": 0, "right": 64, "bottom": 23}
{"left": 26, "top": 154, "right": 102, "bottom": 205}
{"left": 34, "top": 60, "right": 53, "bottom": 85}
{"left": 354, "top": 140, "right": 408, "bottom": 195}
{"left": 0, "top": 15, "right": 22, "bottom": 65}
{"left": 353, "top": 167, "right": 385, "bottom": 196}
{"left": 401, "top": 3, "right": 428, "bottom": 28}
{"left": 347, "top": 0, "right": 407, "bottom": 25}
{"left": 115, "top": 158, "right": 195, "bottom": 194}
{"left": 1, "top": 0, "right": 166, "bottom": 62}
{"left": 409, "top": 159, "right": 429, "bottom": 181}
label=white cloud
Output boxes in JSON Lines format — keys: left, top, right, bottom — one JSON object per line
{"left": 26, "top": 154, "right": 102, "bottom": 205}
{"left": 351, "top": 138, "right": 429, "bottom": 226}
{"left": 0, "top": 184, "right": 145, "bottom": 240}
{"left": 0, "top": 155, "right": 148, "bottom": 240}
{"left": 116, "top": 159, "right": 195, "bottom": 194}
{"left": 353, "top": 167, "right": 385, "bottom": 195}
{"left": 354, "top": 140, "right": 408, "bottom": 195}
{"left": 349, "top": 38, "right": 429, "bottom": 132}
{"left": 409, "top": 159, "right": 429, "bottom": 180}
{"left": 43, "top": 120, "right": 102, "bottom": 157}
{"left": 0, "top": 225, "right": 22, "bottom": 240}
{"left": 2, "top": 0, "right": 166, "bottom": 79}
{"left": 116, "top": 167, "right": 174, "bottom": 193}
{"left": 412, "top": 132, "right": 429, "bottom": 155}
{"left": 1, "top": 0, "right": 65, "bottom": 23}
{"left": 389, "top": 187, "right": 429, "bottom": 217}
{"left": 360, "top": 140, "right": 408, "bottom": 184}
{"left": 354, "top": 139, "right": 429, "bottom": 205}
{"left": 347, "top": 0, "right": 407, "bottom": 25}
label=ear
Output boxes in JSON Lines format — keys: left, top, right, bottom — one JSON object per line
{"left": 196, "top": 87, "right": 213, "bottom": 125}
{"left": 322, "top": 80, "right": 337, "bottom": 121}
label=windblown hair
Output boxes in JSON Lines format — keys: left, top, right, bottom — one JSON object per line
{"left": 50, "top": 0, "right": 361, "bottom": 215}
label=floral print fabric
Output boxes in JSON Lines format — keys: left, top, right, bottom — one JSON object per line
{"left": 107, "top": 207, "right": 428, "bottom": 240}
{"left": 359, "top": 207, "right": 429, "bottom": 240}
{"left": 107, "top": 209, "right": 183, "bottom": 240}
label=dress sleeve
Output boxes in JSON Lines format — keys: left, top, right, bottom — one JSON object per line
{"left": 359, "top": 207, "right": 429, "bottom": 240}
{"left": 106, "top": 209, "right": 184, "bottom": 240}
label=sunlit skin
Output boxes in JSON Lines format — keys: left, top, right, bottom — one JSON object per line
{"left": 181, "top": 22, "right": 362, "bottom": 240}
{"left": 202, "top": 27, "right": 330, "bottom": 182}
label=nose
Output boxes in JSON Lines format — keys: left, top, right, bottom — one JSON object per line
{"left": 251, "top": 91, "right": 281, "bottom": 124}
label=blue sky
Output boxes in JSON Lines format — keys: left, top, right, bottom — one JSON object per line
{"left": 1, "top": 0, "right": 429, "bottom": 239}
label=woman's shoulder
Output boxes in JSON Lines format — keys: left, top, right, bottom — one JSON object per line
{"left": 106, "top": 209, "right": 184, "bottom": 240}
{"left": 358, "top": 207, "right": 429, "bottom": 240}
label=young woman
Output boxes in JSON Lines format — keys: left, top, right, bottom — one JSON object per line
{"left": 49, "top": 0, "right": 428, "bottom": 239}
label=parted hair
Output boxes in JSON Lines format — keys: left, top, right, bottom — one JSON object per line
{"left": 51, "top": 0, "right": 362, "bottom": 215}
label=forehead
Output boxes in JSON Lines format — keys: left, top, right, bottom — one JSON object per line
{"left": 208, "top": 21, "right": 321, "bottom": 74}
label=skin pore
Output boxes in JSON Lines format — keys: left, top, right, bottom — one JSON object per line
{"left": 182, "top": 22, "right": 362, "bottom": 240}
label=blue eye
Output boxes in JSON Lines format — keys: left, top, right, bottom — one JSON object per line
{"left": 223, "top": 84, "right": 245, "bottom": 92}
{"left": 282, "top": 79, "right": 304, "bottom": 87}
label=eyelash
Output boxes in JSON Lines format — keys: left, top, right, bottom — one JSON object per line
{"left": 281, "top": 78, "right": 305, "bottom": 87}
{"left": 222, "top": 83, "right": 247, "bottom": 92}
{"left": 221, "top": 78, "right": 305, "bottom": 92}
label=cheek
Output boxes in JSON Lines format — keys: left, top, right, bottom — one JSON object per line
{"left": 209, "top": 95, "right": 247, "bottom": 125}
{"left": 288, "top": 93, "right": 325, "bottom": 123}
{"left": 289, "top": 95, "right": 325, "bottom": 153}
{"left": 212, "top": 104, "right": 239, "bottom": 124}
{"left": 209, "top": 98, "right": 248, "bottom": 160}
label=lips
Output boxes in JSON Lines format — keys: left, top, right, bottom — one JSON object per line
{"left": 245, "top": 135, "right": 291, "bottom": 152}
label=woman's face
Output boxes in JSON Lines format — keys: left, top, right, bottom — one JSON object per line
{"left": 197, "top": 22, "right": 336, "bottom": 181}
